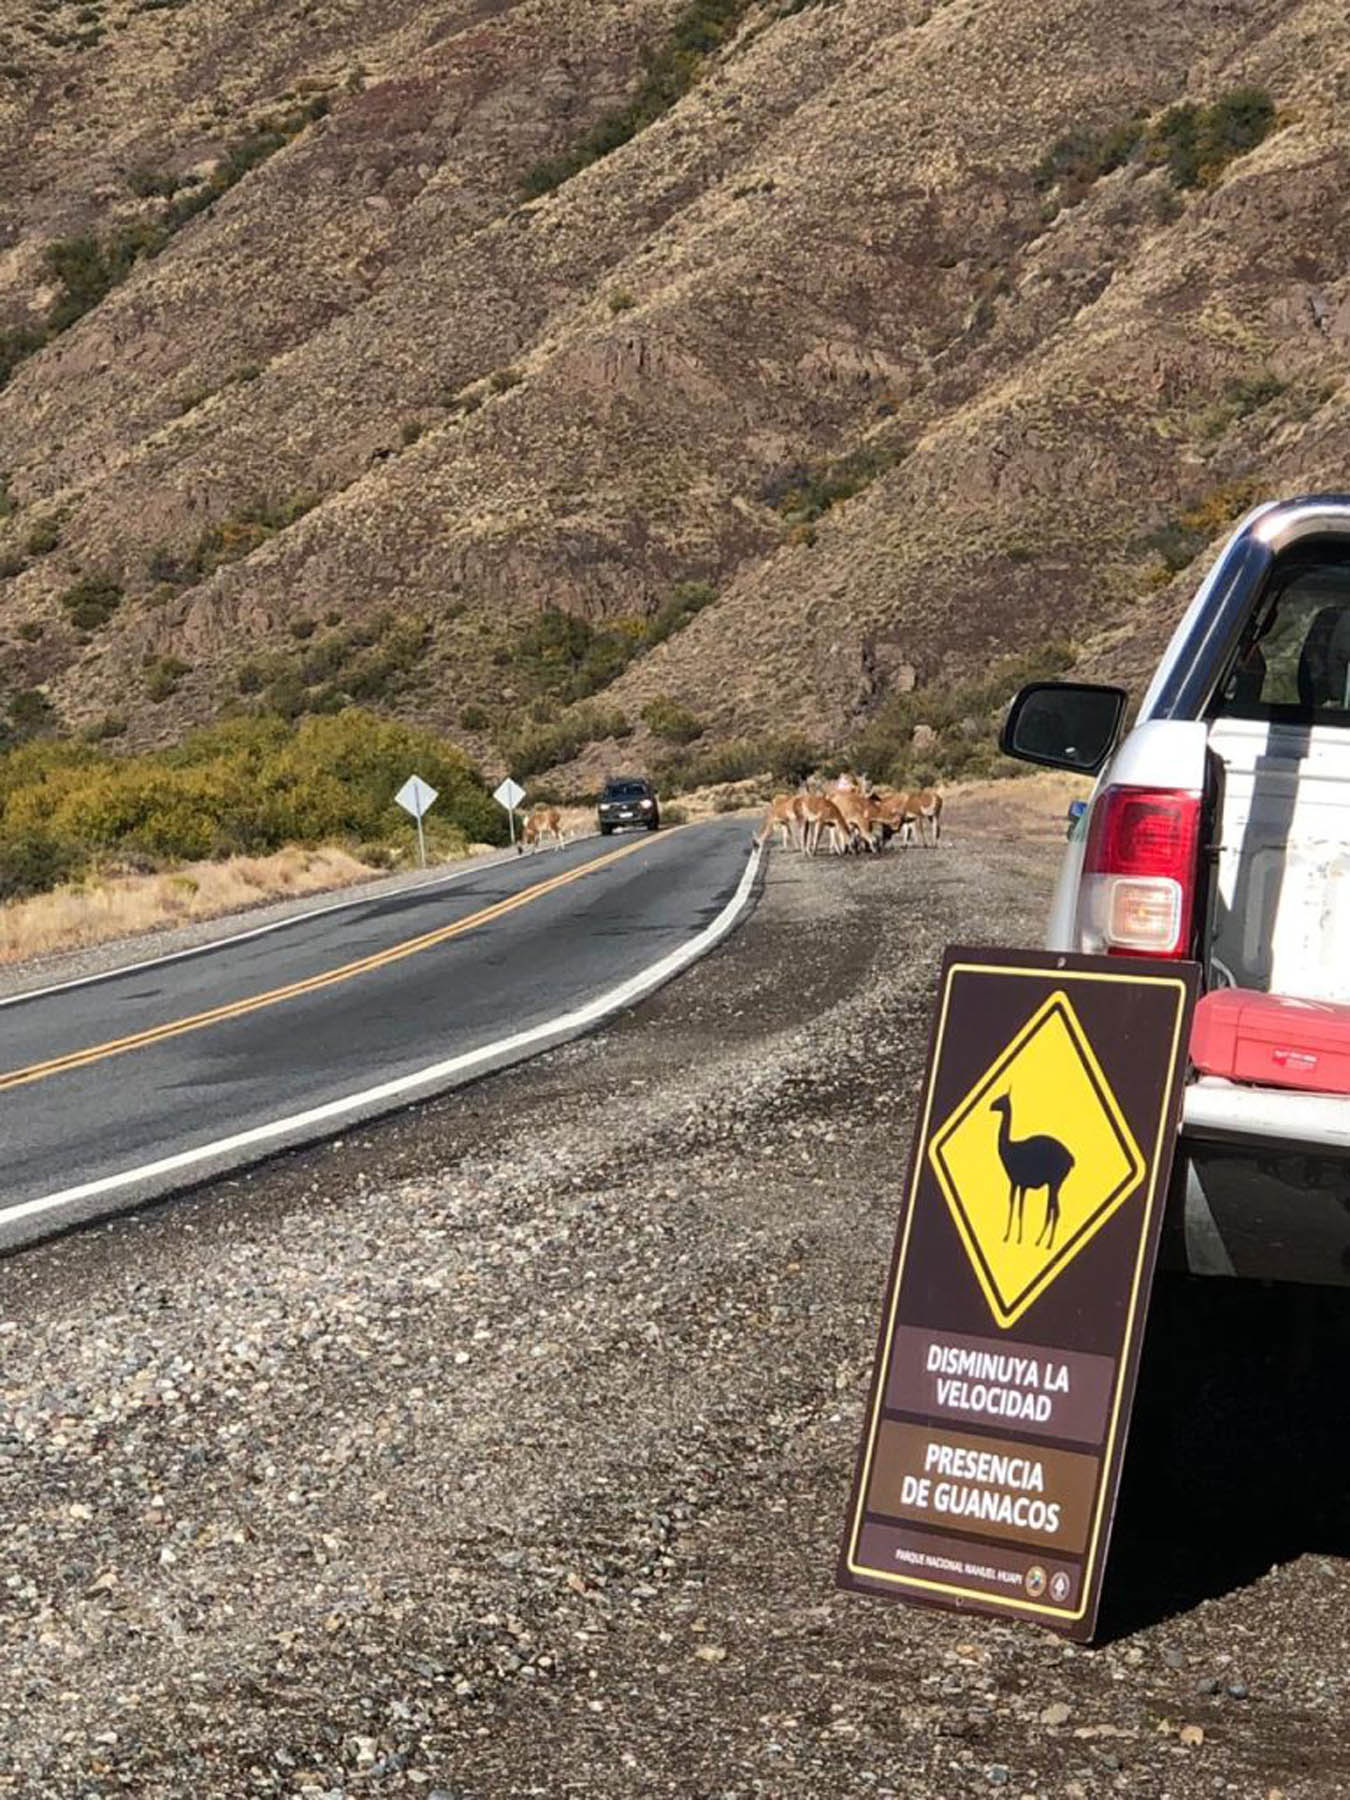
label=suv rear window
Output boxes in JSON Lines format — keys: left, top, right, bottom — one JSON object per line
{"left": 1217, "top": 547, "right": 1350, "bottom": 721}
{"left": 604, "top": 781, "right": 649, "bottom": 799}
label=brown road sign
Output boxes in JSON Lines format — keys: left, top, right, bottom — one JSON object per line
{"left": 838, "top": 946, "right": 1198, "bottom": 1640}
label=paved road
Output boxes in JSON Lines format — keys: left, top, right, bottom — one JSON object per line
{"left": 0, "top": 817, "right": 757, "bottom": 1248}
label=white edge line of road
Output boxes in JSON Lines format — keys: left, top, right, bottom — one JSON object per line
{"left": 0, "top": 831, "right": 603, "bottom": 1011}
{"left": 1, "top": 840, "right": 764, "bottom": 1240}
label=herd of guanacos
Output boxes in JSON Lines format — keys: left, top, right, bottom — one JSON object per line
{"left": 754, "top": 777, "right": 944, "bottom": 856}
{"left": 513, "top": 776, "right": 943, "bottom": 855}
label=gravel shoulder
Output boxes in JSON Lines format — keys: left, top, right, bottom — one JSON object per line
{"left": 0, "top": 829, "right": 1346, "bottom": 1799}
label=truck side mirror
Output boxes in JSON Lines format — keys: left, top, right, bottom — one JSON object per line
{"left": 1000, "top": 682, "right": 1127, "bottom": 775}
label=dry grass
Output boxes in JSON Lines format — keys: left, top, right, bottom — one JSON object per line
{"left": 0, "top": 845, "right": 383, "bottom": 966}
{"left": 943, "top": 770, "right": 1094, "bottom": 843}
{"left": 0, "top": 816, "right": 612, "bottom": 966}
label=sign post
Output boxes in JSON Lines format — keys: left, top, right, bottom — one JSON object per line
{"left": 394, "top": 774, "right": 439, "bottom": 869}
{"left": 838, "top": 946, "right": 1197, "bottom": 1640}
{"left": 493, "top": 776, "right": 526, "bottom": 851}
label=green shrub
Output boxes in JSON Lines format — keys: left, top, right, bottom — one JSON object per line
{"left": 642, "top": 694, "right": 705, "bottom": 743}
{"left": 1034, "top": 117, "right": 1144, "bottom": 199}
{"left": 644, "top": 580, "right": 717, "bottom": 646}
{"left": 0, "top": 826, "right": 82, "bottom": 901}
{"left": 848, "top": 643, "right": 1076, "bottom": 787}
{"left": 488, "top": 366, "right": 522, "bottom": 393}
{"left": 460, "top": 702, "right": 489, "bottom": 730}
{"left": 1035, "top": 86, "right": 1274, "bottom": 206}
{"left": 233, "top": 614, "right": 427, "bottom": 716}
{"left": 146, "top": 544, "right": 187, "bottom": 584}
{"left": 60, "top": 575, "right": 123, "bottom": 631}
{"left": 1147, "top": 86, "right": 1275, "bottom": 190}
{"left": 1196, "top": 368, "right": 1287, "bottom": 440}
{"left": 187, "top": 493, "right": 315, "bottom": 579}
{"left": 503, "top": 606, "right": 620, "bottom": 703}
{"left": 24, "top": 517, "right": 59, "bottom": 556}
{"left": 501, "top": 584, "right": 718, "bottom": 712}
{"left": 0, "top": 707, "right": 505, "bottom": 898}
{"left": 506, "top": 723, "right": 577, "bottom": 779}
{"left": 0, "top": 555, "right": 27, "bottom": 581}
{"left": 1203, "top": 86, "right": 1277, "bottom": 163}
{"left": 44, "top": 223, "right": 165, "bottom": 334}
{"left": 608, "top": 289, "right": 637, "bottom": 313}
{"left": 401, "top": 418, "right": 424, "bottom": 446}
{"left": 264, "top": 670, "right": 308, "bottom": 719}
{"left": 502, "top": 702, "right": 631, "bottom": 776}
{"left": 236, "top": 654, "right": 286, "bottom": 695}
{"left": 127, "top": 164, "right": 180, "bottom": 199}
{"left": 16, "top": 619, "right": 42, "bottom": 640}
{"left": 144, "top": 655, "right": 190, "bottom": 700}
{"left": 653, "top": 731, "right": 821, "bottom": 793}
{"left": 521, "top": 0, "right": 751, "bottom": 197}
{"left": 298, "top": 631, "right": 349, "bottom": 685}
{"left": 767, "top": 441, "right": 903, "bottom": 526}
{"left": 338, "top": 615, "right": 429, "bottom": 703}
{"left": 85, "top": 712, "right": 127, "bottom": 741}
{"left": 0, "top": 325, "right": 45, "bottom": 391}
{"left": 8, "top": 689, "right": 54, "bottom": 735}
{"left": 1136, "top": 479, "right": 1262, "bottom": 576}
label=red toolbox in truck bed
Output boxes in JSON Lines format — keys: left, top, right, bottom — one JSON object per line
{"left": 1190, "top": 989, "right": 1350, "bottom": 1094}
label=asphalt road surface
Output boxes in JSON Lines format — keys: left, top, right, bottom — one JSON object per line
{"left": 0, "top": 817, "right": 756, "bottom": 1249}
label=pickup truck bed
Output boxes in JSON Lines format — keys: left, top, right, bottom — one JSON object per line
{"left": 1008, "top": 495, "right": 1350, "bottom": 1287}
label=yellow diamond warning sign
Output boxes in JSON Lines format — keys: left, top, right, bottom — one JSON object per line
{"left": 928, "top": 990, "right": 1146, "bottom": 1329}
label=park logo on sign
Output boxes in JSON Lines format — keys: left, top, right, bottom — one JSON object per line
{"left": 927, "top": 990, "right": 1145, "bottom": 1329}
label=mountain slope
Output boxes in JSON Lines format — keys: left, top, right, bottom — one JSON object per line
{"left": 1, "top": 0, "right": 1348, "bottom": 779}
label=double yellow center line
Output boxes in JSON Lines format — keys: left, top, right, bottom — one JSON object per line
{"left": 0, "top": 834, "right": 659, "bottom": 1096}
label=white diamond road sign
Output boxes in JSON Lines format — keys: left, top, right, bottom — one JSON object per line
{"left": 493, "top": 777, "right": 526, "bottom": 812}
{"left": 395, "top": 775, "right": 438, "bottom": 820}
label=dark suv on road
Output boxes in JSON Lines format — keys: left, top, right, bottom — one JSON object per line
{"left": 597, "top": 777, "right": 660, "bottom": 835}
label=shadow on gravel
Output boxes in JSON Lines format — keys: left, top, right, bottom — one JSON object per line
{"left": 1099, "top": 1273, "right": 1350, "bottom": 1639}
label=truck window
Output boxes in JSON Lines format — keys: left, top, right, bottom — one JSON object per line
{"left": 1216, "top": 552, "right": 1350, "bottom": 721}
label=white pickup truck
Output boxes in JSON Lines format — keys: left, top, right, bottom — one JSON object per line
{"left": 1001, "top": 493, "right": 1350, "bottom": 1289}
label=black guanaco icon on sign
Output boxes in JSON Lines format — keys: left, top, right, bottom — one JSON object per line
{"left": 990, "top": 1093, "right": 1074, "bottom": 1250}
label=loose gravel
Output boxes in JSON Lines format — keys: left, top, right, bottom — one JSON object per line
{"left": 0, "top": 836, "right": 1346, "bottom": 1798}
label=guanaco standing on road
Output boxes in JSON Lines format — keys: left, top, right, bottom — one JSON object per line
{"left": 797, "top": 792, "right": 851, "bottom": 856}
{"left": 519, "top": 805, "right": 565, "bottom": 852}
{"left": 754, "top": 793, "right": 805, "bottom": 851}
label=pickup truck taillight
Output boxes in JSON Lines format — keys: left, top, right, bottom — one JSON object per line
{"left": 1078, "top": 786, "right": 1202, "bottom": 957}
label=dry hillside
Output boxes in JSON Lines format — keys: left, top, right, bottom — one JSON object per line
{"left": 1, "top": 0, "right": 1348, "bottom": 782}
